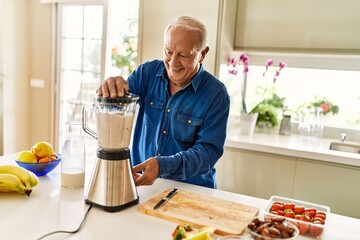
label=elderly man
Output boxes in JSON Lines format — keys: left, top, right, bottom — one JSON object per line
{"left": 98, "top": 16, "right": 230, "bottom": 188}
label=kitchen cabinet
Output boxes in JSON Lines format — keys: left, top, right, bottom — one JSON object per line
{"left": 234, "top": 0, "right": 360, "bottom": 53}
{"left": 293, "top": 158, "right": 360, "bottom": 219}
{"left": 217, "top": 146, "right": 360, "bottom": 218}
{"left": 216, "top": 147, "right": 297, "bottom": 199}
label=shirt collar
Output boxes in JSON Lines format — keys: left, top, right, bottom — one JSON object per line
{"left": 157, "top": 63, "right": 204, "bottom": 92}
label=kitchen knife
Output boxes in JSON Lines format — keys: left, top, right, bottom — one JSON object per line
{"left": 153, "top": 188, "right": 178, "bottom": 210}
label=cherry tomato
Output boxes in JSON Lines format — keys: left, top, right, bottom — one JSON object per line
{"left": 271, "top": 203, "right": 284, "bottom": 211}
{"left": 276, "top": 210, "right": 285, "bottom": 216}
{"left": 284, "top": 212, "right": 295, "bottom": 218}
{"left": 283, "top": 203, "right": 295, "bottom": 210}
{"left": 300, "top": 214, "right": 311, "bottom": 222}
{"left": 294, "top": 206, "right": 305, "bottom": 214}
{"left": 309, "top": 223, "right": 324, "bottom": 237}
{"left": 270, "top": 210, "right": 279, "bottom": 215}
{"left": 315, "top": 212, "right": 327, "bottom": 220}
{"left": 303, "top": 208, "right": 317, "bottom": 217}
{"left": 298, "top": 222, "right": 309, "bottom": 235}
{"left": 313, "top": 217, "right": 325, "bottom": 225}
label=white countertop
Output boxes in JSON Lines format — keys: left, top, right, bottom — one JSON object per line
{"left": 225, "top": 128, "right": 360, "bottom": 167}
{"left": 0, "top": 153, "right": 360, "bottom": 240}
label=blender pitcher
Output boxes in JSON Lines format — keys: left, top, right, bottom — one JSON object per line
{"left": 82, "top": 93, "right": 139, "bottom": 212}
{"left": 82, "top": 93, "right": 139, "bottom": 150}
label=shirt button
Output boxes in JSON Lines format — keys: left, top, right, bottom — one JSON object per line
{"left": 167, "top": 108, "right": 171, "bottom": 113}
{"left": 150, "top": 102, "right": 154, "bottom": 106}
{"left": 157, "top": 153, "right": 161, "bottom": 156}
{"left": 188, "top": 119, "right": 192, "bottom": 124}
{"left": 163, "top": 130, "right": 167, "bottom": 134}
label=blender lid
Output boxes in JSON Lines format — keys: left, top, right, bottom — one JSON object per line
{"left": 96, "top": 93, "right": 139, "bottom": 104}
{"left": 97, "top": 148, "right": 130, "bottom": 160}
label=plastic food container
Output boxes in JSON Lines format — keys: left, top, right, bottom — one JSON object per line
{"left": 264, "top": 195, "right": 330, "bottom": 239}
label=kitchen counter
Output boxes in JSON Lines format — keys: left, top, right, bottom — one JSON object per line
{"left": 1, "top": 153, "right": 360, "bottom": 240}
{"left": 225, "top": 128, "right": 360, "bottom": 167}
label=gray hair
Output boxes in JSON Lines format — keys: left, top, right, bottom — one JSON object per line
{"left": 164, "top": 16, "right": 208, "bottom": 51}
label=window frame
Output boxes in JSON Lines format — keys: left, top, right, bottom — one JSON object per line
{"left": 53, "top": 1, "right": 108, "bottom": 149}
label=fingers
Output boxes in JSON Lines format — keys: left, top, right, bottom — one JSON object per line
{"left": 98, "top": 76, "right": 128, "bottom": 98}
{"left": 133, "top": 158, "right": 159, "bottom": 186}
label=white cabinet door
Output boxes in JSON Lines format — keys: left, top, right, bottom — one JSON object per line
{"left": 293, "top": 158, "right": 360, "bottom": 218}
{"left": 138, "top": 0, "right": 220, "bottom": 75}
{"left": 216, "top": 147, "right": 297, "bottom": 199}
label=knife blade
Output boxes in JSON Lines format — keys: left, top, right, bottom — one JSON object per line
{"left": 153, "top": 188, "right": 178, "bottom": 210}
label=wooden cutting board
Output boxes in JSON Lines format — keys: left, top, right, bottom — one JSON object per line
{"left": 138, "top": 188, "right": 259, "bottom": 235}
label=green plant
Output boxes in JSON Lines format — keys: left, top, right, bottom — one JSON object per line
{"left": 250, "top": 93, "right": 286, "bottom": 127}
{"left": 308, "top": 96, "right": 339, "bottom": 115}
{"left": 227, "top": 56, "right": 287, "bottom": 128}
{"left": 111, "top": 15, "right": 138, "bottom": 76}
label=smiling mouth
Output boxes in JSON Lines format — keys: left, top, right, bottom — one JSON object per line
{"left": 170, "top": 66, "right": 182, "bottom": 72}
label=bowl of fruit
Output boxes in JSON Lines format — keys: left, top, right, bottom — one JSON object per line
{"left": 15, "top": 141, "right": 61, "bottom": 176}
{"left": 264, "top": 195, "right": 330, "bottom": 239}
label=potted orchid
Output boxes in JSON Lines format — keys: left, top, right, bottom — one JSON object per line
{"left": 228, "top": 55, "right": 287, "bottom": 131}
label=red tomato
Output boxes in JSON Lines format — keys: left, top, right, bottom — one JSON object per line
{"left": 300, "top": 214, "right": 311, "bottom": 222}
{"left": 294, "top": 206, "right": 305, "bottom": 214}
{"left": 283, "top": 203, "right": 295, "bottom": 210}
{"left": 270, "top": 210, "right": 279, "bottom": 215}
{"left": 284, "top": 212, "right": 295, "bottom": 218}
{"left": 315, "top": 212, "right": 327, "bottom": 220}
{"left": 298, "top": 222, "right": 309, "bottom": 235}
{"left": 313, "top": 217, "right": 325, "bottom": 225}
{"left": 276, "top": 210, "right": 285, "bottom": 216}
{"left": 309, "top": 224, "right": 324, "bottom": 237}
{"left": 273, "top": 201, "right": 283, "bottom": 205}
{"left": 271, "top": 203, "right": 284, "bottom": 211}
{"left": 303, "top": 208, "right": 317, "bottom": 217}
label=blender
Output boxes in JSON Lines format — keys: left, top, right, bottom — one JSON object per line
{"left": 82, "top": 93, "right": 139, "bottom": 212}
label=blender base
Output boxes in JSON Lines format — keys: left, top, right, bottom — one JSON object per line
{"left": 85, "top": 197, "right": 139, "bottom": 212}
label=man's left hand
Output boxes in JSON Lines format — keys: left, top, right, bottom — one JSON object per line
{"left": 132, "top": 157, "right": 159, "bottom": 186}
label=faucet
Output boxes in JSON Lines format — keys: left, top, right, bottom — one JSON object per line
{"left": 341, "top": 132, "right": 346, "bottom": 143}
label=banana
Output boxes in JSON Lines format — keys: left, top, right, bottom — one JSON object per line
{"left": 0, "top": 173, "right": 32, "bottom": 196}
{"left": 28, "top": 170, "right": 39, "bottom": 187}
{"left": 0, "top": 165, "right": 33, "bottom": 189}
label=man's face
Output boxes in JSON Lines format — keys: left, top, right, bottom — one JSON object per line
{"left": 163, "top": 27, "right": 206, "bottom": 87}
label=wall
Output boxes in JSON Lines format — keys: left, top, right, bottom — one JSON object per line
{"left": 0, "top": 0, "right": 53, "bottom": 154}
{"left": 138, "top": 0, "right": 221, "bottom": 75}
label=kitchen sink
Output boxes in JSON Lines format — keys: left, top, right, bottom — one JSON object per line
{"left": 329, "top": 142, "right": 360, "bottom": 154}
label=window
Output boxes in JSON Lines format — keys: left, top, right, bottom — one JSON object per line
{"left": 220, "top": 52, "right": 360, "bottom": 134}
{"left": 55, "top": 0, "right": 139, "bottom": 149}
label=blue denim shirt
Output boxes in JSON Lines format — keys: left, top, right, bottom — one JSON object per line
{"left": 128, "top": 60, "right": 230, "bottom": 188}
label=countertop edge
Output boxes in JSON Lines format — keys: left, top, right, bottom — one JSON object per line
{"left": 225, "top": 129, "right": 360, "bottom": 167}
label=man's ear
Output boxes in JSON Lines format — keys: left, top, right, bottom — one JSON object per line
{"left": 199, "top": 46, "right": 209, "bottom": 63}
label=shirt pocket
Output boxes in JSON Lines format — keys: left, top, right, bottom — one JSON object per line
{"left": 143, "top": 95, "right": 164, "bottom": 126}
{"left": 174, "top": 112, "right": 203, "bottom": 143}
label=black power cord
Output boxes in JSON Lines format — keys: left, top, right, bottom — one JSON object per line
{"left": 36, "top": 204, "right": 93, "bottom": 240}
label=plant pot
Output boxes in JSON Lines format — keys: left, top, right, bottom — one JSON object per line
{"left": 239, "top": 112, "right": 258, "bottom": 136}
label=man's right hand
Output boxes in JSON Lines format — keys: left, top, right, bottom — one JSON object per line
{"left": 97, "top": 76, "right": 129, "bottom": 98}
